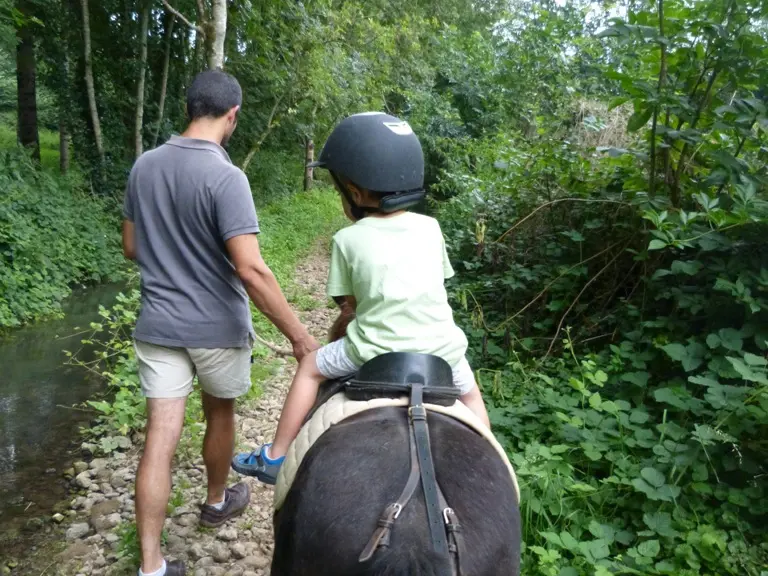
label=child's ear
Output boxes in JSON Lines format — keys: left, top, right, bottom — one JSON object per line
{"left": 348, "top": 183, "right": 365, "bottom": 205}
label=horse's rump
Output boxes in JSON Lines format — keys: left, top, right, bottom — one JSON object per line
{"left": 271, "top": 406, "right": 521, "bottom": 576}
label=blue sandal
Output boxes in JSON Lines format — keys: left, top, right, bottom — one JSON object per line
{"left": 231, "top": 443, "right": 284, "bottom": 485}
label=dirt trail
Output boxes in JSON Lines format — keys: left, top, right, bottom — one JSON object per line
{"left": 29, "top": 247, "right": 334, "bottom": 576}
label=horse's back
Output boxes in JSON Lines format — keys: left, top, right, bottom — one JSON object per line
{"left": 272, "top": 406, "right": 521, "bottom": 576}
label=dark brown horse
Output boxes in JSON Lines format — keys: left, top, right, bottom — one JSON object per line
{"left": 269, "top": 309, "right": 521, "bottom": 575}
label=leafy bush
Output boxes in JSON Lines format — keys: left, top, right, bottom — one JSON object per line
{"left": 244, "top": 148, "right": 305, "bottom": 209}
{"left": 0, "top": 149, "right": 123, "bottom": 328}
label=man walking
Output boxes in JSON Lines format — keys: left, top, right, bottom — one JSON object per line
{"left": 122, "top": 69, "right": 319, "bottom": 576}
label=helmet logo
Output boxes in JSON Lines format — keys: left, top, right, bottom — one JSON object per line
{"left": 383, "top": 121, "right": 413, "bottom": 136}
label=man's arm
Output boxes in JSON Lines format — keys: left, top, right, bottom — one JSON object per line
{"left": 122, "top": 220, "right": 136, "bottom": 260}
{"left": 225, "top": 233, "right": 319, "bottom": 360}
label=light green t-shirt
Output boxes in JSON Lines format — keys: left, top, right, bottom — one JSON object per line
{"left": 327, "top": 211, "right": 468, "bottom": 368}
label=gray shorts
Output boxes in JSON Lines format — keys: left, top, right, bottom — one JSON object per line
{"left": 315, "top": 339, "right": 478, "bottom": 396}
{"left": 134, "top": 338, "right": 253, "bottom": 399}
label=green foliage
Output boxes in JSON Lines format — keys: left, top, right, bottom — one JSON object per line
{"left": 69, "top": 186, "right": 346, "bottom": 449}
{"left": 0, "top": 149, "right": 123, "bottom": 328}
{"left": 244, "top": 149, "right": 304, "bottom": 208}
{"left": 423, "top": 1, "right": 768, "bottom": 574}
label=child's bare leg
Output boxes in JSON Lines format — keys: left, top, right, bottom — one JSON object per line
{"left": 268, "top": 350, "right": 325, "bottom": 458}
{"left": 460, "top": 386, "right": 491, "bottom": 429}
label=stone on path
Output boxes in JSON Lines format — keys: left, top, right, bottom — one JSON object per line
{"left": 65, "top": 523, "right": 90, "bottom": 540}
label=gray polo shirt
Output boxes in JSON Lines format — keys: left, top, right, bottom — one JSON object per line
{"left": 123, "top": 135, "right": 259, "bottom": 349}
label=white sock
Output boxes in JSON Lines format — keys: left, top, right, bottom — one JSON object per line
{"left": 210, "top": 494, "right": 227, "bottom": 511}
{"left": 139, "top": 559, "right": 166, "bottom": 576}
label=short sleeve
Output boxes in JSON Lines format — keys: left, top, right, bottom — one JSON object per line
{"left": 123, "top": 168, "right": 136, "bottom": 221}
{"left": 326, "top": 237, "right": 353, "bottom": 297}
{"left": 215, "top": 169, "right": 260, "bottom": 241}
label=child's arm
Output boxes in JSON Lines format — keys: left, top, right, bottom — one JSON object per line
{"left": 328, "top": 296, "right": 357, "bottom": 342}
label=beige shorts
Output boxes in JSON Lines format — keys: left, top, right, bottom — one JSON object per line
{"left": 134, "top": 339, "right": 253, "bottom": 399}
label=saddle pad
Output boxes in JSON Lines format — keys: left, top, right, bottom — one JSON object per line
{"left": 274, "top": 392, "right": 521, "bottom": 510}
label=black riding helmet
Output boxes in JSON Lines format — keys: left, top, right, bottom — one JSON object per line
{"left": 308, "top": 112, "right": 425, "bottom": 218}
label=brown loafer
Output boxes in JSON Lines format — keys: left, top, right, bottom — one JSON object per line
{"left": 199, "top": 482, "right": 251, "bottom": 528}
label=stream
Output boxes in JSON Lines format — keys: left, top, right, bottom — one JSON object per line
{"left": 0, "top": 282, "right": 126, "bottom": 553}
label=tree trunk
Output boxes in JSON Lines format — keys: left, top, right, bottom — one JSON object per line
{"left": 15, "top": 1, "right": 39, "bottom": 162}
{"left": 304, "top": 139, "right": 314, "bottom": 191}
{"left": 57, "top": 0, "right": 71, "bottom": 173}
{"left": 153, "top": 13, "right": 175, "bottom": 149}
{"left": 59, "top": 113, "right": 70, "bottom": 173}
{"left": 208, "top": 0, "right": 226, "bottom": 69}
{"left": 80, "top": 0, "right": 105, "bottom": 167}
{"left": 134, "top": 0, "right": 150, "bottom": 158}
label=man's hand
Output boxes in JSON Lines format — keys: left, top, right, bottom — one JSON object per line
{"left": 292, "top": 334, "right": 321, "bottom": 362}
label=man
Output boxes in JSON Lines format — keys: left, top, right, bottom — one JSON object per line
{"left": 122, "top": 69, "right": 319, "bottom": 576}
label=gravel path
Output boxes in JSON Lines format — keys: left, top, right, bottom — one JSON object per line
{"left": 30, "top": 248, "right": 334, "bottom": 576}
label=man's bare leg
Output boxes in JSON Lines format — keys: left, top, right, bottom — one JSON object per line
{"left": 201, "top": 392, "right": 235, "bottom": 505}
{"left": 136, "top": 397, "right": 186, "bottom": 573}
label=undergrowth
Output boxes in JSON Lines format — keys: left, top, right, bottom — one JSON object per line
{"left": 68, "top": 185, "right": 346, "bottom": 453}
{"left": 0, "top": 149, "right": 123, "bottom": 328}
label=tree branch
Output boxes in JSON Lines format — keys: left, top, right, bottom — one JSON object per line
{"left": 494, "top": 198, "right": 631, "bottom": 244}
{"left": 253, "top": 333, "right": 292, "bottom": 357}
{"left": 543, "top": 243, "right": 629, "bottom": 360}
{"left": 649, "top": 0, "right": 667, "bottom": 198}
{"left": 161, "top": 0, "right": 203, "bottom": 34}
{"left": 241, "top": 95, "right": 284, "bottom": 171}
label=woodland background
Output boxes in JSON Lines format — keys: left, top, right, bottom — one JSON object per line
{"left": 1, "top": 0, "right": 767, "bottom": 574}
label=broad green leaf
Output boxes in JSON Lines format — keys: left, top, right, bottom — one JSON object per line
{"left": 727, "top": 357, "right": 768, "bottom": 384}
{"left": 662, "top": 343, "right": 686, "bottom": 362}
{"left": 648, "top": 239, "right": 667, "bottom": 250}
{"left": 718, "top": 328, "right": 743, "bottom": 351}
{"left": 706, "top": 333, "right": 721, "bottom": 349}
{"left": 638, "top": 539, "right": 660, "bottom": 558}
{"left": 628, "top": 106, "right": 653, "bottom": 132}
{"left": 622, "top": 371, "right": 650, "bottom": 387}
{"left": 640, "top": 467, "right": 666, "bottom": 488}
{"left": 540, "top": 532, "right": 563, "bottom": 547}
{"left": 743, "top": 352, "right": 767, "bottom": 366}
{"left": 643, "top": 512, "right": 677, "bottom": 537}
{"left": 629, "top": 409, "right": 650, "bottom": 424}
{"left": 560, "top": 531, "right": 579, "bottom": 551}
{"left": 608, "top": 96, "right": 630, "bottom": 111}
{"left": 671, "top": 260, "right": 703, "bottom": 275}
{"left": 654, "top": 387, "right": 694, "bottom": 410}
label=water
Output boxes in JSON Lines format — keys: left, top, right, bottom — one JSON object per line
{"left": 0, "top": 282, "right": 126, "bottom": 552}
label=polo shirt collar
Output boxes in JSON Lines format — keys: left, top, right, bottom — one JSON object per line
{"left": 166, "top": 134, "right": 232, "bottom": 163}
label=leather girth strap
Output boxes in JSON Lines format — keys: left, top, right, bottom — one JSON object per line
{"left": 438, "top": 489, "right": 465, "bottom": 576}
{"left": 358, "top": 429, "right": 420, "bottom": 562}
{"left": 409, "top": 384, "right": 450, "bottom": 558}
{"left": 359, "top": 384, "right": 459, "bottom": 576}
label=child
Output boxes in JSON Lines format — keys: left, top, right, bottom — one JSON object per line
{"left": 232, "top": 112, "right": 490, "bottom": 485}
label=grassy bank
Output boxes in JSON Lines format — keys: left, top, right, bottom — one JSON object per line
{"left": 0, "top": 148, "right": 123, "bottom": 329}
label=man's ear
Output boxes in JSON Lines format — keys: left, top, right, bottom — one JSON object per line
{"left": 229, "top": 105, "right": 241, "bottom": 123}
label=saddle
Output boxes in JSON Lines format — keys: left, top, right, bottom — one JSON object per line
{"left": 304, "top": 351, "right": 460, "bottom": 425}
{"left": 303, "top": 352, "right": 465, "bottom": 576}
